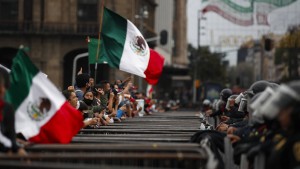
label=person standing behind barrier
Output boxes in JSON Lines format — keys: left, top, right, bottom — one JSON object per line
{"left": 89, "top": 77, "right": 94, "bottom": 87}
{"left": 0, "top": 67, "right": 27, "bottom": 155}
{"left": 107, "top": 89, "right": 120, "bottom": 121}
{"left": 99, "top": 80, "right": 111, "bottom": 109}
{"left": 74, "top": 73, "right": 90, "bottom": 101}
{"left": 92, "top": 84, "right": 104, "bottom": 106}
{"left": 82, "top": 91, "right": 97, "bottom": 108}
{"left": 62, "top": 89, "right": 79, "bottom": 109}
{"left": 206, "top": 88, "right": 232, "bottom": 117}
{"left": 201, "top": 99, "right": 211, "bottom": 113}
{"left": 258, "top": 81, "right": 300, "bottom": 169}
{"left": 114, "top": 76, "right": 132, "bottom": 90}
{"left": 116, "top": 101, "right": 127, "bottom": 119}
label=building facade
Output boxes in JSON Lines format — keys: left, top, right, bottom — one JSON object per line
{"left": 0, "top": 0, "right": 157, "bottom": 89}
{"left": 236, "top": 35, "right": 281, "bottom": 87}
{"left": 154, "top": 0, "right": 189, "bottom": 100}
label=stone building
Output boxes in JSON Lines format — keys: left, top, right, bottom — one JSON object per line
{"left": 0, "top": 0, "right": 157, "bottom": 89}
{"left": 0, "top": 0, "right": 188, "bottom": 94}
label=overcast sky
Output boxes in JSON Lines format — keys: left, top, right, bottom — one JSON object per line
{"left": 187, "top": 0, "right": 300, "bottom": 66}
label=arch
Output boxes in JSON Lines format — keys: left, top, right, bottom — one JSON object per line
{"left": 63, "top": 48, "right": 88, "bottom": 89}
{"left": 0, "top": 47, "right": 18, "bottom": 69}
{"left": 63, "top": 48, "right": 110, "bottom": 89}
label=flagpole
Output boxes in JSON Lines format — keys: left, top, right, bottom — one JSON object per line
{"left": 95, "top": 0, "right": 105, "bottom": 82}
{"left": 86, "top": 36, "right": 91, "bottom": 75}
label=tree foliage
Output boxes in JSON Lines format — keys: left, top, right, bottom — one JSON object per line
{"left": 275, "top": 26, "right": 300, "bottom": 81}
{"left": 188, "top": 44, "right": 226, "bottom": 84}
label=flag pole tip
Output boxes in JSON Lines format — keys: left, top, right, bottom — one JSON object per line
{"left": 86, "top": 36, "right": 90, "bottom": 43}
{"left": 19, "top": 45, "right": 30, "bottom": 52}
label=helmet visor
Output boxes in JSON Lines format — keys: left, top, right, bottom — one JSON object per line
{"left": 250, "top": 87, "right": 274, "bottom": 110}
{"left": 226, "top": 98, "right": 235, "bottom": 111}
{"left": 235, "top": 93, "right": 244, "bottom": 104}
{"left": 238, "top": 98, "right": 247, "bottom": 112}
{"left": 260, "top": 85, "right": 300, "bottom": 120}
{"left": 215, "top": 99, "right": 225, "bottom": 111}
{"left": 252, "top": 110, "right": 264, "bottom": 124}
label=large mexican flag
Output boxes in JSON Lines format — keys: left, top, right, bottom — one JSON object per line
{"left": 5, "top": 49, "right": 83, "bottom": 143}
{"left": 201, "top": 0, "right": 297, "bottom": 26}
{"left": 88, "top": 7, "right": 164, "bottom": 85}
{"left": 254, "top": 0, "right": 297, "bottom": 25}
{"left": 202, "top": 0, "right": 254, "bottom": 26}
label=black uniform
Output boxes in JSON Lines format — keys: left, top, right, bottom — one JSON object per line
{"left": 0, "top": 100, "right": 19, "bottom": 153}
{"left": 267, "top": 132, "right": 300, "bottom": 169}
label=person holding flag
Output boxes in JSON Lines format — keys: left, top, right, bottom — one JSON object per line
{"left": 5, "top": 49, "right": 83, "bottom": 144}
{"left": 88, "top": 7, "right": 164, "bottom": 86}
{"left": 0, "top": 67, "right": 27, "bottom": 155}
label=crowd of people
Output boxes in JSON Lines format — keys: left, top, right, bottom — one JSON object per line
{"left": 0, "top": 66, "right": 172, "bottom": 155}
{"left": 3, "top": 62, "right": 300, "bottom": 168}
{"left": 192, "top": 80, "right": 300, "bottom": 169}
{"left": 63, "top": 71, "right": 162, "bottom": 129}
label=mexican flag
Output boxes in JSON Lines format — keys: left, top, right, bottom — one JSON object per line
{"left": 88, "top": 7, "right": 164, "bottom": 85}
{"left": 202, "top": 0, "right": 254, "bottom": 26}
{"left": 201, "top": 0, "right": 297, "bottom": 26}
{"left": 5, "top": 49, "right": 83, "bottom": 143}
{"left": 254, "top": 0, "right": 297, "bottom": 25}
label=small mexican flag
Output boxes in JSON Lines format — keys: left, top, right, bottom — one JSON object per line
{"left": 88, "top": 7, "right": 164, "bottom": 85}
{"left": 5, "top": 49, "right": 83, "bottom": 143}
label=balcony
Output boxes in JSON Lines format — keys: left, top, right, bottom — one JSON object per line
{"left": 0, "top": 20, "right": 99, "bottom": 36}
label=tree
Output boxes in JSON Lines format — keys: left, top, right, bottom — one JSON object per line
{"left": 275, "top": 25, "right": 300, "bottom": 81}
{"left": 188, "top": 44, "right": 226, "bottom": 84}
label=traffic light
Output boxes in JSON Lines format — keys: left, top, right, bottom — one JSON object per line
{"left": 160, "top": 30, "right": 168, "bottom": 45}
{"left": 264, "top": 38, "right": 273, "bottom": 51}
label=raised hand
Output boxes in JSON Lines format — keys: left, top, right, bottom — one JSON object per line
{"left": 96, "top": 88, "right": 105, "bottom": 95}
{"left": 77, "top": 67, "right": 83, "bottom": 75}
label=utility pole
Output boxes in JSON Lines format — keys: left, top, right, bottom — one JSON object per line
{"left": 193, "top": 10, "right": 202, "bottom": 103}
{"left": 135, "top": 5, "right": 148, "bottom": 93}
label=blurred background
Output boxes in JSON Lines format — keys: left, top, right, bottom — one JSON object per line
{"left": 0, "top": 0, "right": 300, "bottom": 108}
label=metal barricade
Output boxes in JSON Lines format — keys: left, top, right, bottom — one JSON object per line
{"left": 240, "top": 154, "right": 249, "bottom": 169}
{"left": 254, "top": 153, "right": 265, "bottom": 169}
{"left": 1, "top": 111, "right": 208, "bottom": 169}
{"left": 224, "top": 137, "right": 239, "bottom": 169}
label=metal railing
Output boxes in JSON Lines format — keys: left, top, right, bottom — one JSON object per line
{"left": 0, "top": 20, "right": 99, "bottom": 35}
{"left": 0, "top": 111, "right": 207, "bottom": 169}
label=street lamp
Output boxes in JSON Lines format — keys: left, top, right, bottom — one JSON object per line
{"left": 135, "top": 6, "right": 148, "bottom": 92}
{"left": 197, "top": 10, "right": 207, "bottom": 48}
{"left": 193, "top": 10, "right": 206, "bottom": 103}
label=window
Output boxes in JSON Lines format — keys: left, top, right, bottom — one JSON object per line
{"left": 0, "top": 0, "right": 18, "bottom": 21}
{"left": 24, "top": 0, "right": 33, "bottom": 21}
{"left": 77, "top": 0, "right": 98, "bottom": 22}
